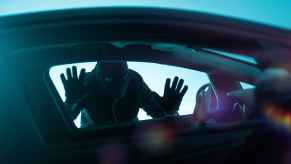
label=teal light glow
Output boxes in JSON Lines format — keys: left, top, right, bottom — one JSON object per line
{"left": 240, "top": 82, "right": 255, "bottom": 89}
{"left": 1, "top": 0, "right": 291, "bottom": 29}
{"left": 205, "top": 49, "right": 257, "bottom": 64}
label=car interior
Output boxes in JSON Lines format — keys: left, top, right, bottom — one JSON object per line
{"left": 1, "top": 7, "right": 291, "bottom": 164}
{"left": 1, "top": 41, "right": 263, "bottom": 163}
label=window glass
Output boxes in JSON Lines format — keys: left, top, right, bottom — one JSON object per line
{"left": 49, "top": 61, "right": 210, "bottom": 128}
{"left": 240, "top": 82, "right": 255, "bottom": 89}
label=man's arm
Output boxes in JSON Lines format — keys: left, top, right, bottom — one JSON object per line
{"left": 64, "top": 94, "right": 88, "bottom": 120}
{"left": 138, "top": 81, "right": 167, "bottom": 118}
{"left": 138, "top": 75, "right": 188, "bottom": 118}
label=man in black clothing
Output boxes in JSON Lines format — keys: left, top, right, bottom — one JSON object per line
{"left": 60, "top": 61, "right": 188, "bottom": 128}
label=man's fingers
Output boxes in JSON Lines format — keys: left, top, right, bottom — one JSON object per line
{"left": 66, "top": 68, "right": 72, "bottom": 80}
{"left": 179, "top": 85, "right": 188, "bottom": 97}
{"left": 171, "top": 76, "right": 179, "bottom": 89}
{"left": 79, "top": 68, "right": 86, "bottom": 81}
{"left": 72, "top": 66, "right": 78, "bottom": 79}
{"left": 60, "top": 73, "right": 67, "bottom": 85}
{"left": 164, "top": 78, "right": 171, "bottom": 95}
{"left": 176, "top": 79, "right": 184, "bottom": 91}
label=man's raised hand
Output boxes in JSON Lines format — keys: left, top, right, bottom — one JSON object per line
{"left": 60, "top": 66, "right": 86, "bottom": 103}
{"left": 162, "top": 76, "right": 188, "bottom": 115}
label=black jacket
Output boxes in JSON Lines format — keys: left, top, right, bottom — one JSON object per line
{"left": 66, "top": 68, "right": 166, "bottom": 128}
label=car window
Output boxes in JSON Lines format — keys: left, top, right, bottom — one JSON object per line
{"left": 49, "top": 61, "right": 210, "bottom": 128}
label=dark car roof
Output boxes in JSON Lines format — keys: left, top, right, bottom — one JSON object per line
{"left": 1, "top": 7, "right": 291, "bottom": 68}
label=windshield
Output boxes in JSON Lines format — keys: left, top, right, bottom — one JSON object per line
{"left": 1, "top": 0, "right": 290, "bottom": 30}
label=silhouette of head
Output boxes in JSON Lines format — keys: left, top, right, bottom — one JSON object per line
{"left": 97, "top": 61, "right": 129, "bottom": 98}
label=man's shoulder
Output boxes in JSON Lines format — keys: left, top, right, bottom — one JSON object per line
{"left": 127, "top": 69, "right": 148, "bottom": 91}
{"left": 84, "top": 69, "right": 96, "bottom": 83}
{"left": 128, "top": 69, "right": 143, "bottom": 81}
